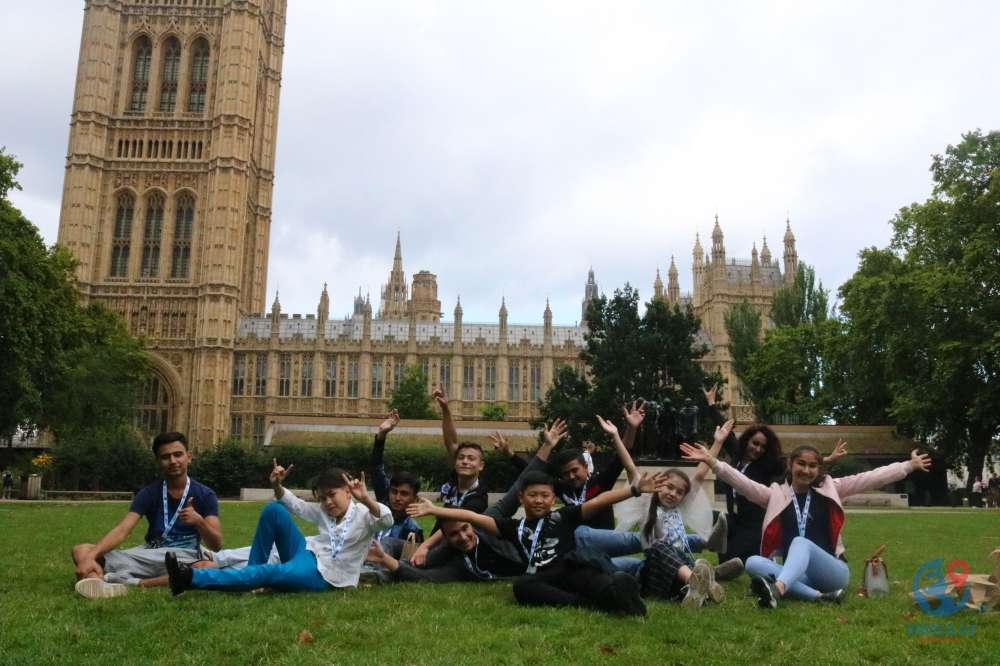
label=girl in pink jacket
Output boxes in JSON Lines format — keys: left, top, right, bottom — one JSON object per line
{"left": 681, "top": 442, "right": 931, "bottom": 608}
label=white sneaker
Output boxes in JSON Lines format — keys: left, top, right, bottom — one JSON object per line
{"left": 75, "top": 577, "right": 128, "bottom": 599}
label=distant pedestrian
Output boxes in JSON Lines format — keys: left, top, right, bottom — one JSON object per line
{"left": 1, "top": 469, "right": 14, "bottom": 499}
{"left": 972, "top": 478, "right": 984, "bottom": 508}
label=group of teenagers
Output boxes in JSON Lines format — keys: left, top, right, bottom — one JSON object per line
{"left": 71, "top": 387, "right": 931, "bottom": 617}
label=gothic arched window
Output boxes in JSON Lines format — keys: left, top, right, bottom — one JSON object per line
{"left": 171, "top": 192, "right": 194, "bottom": 279}
{"left": 136, "top": 375, "right": 172, "bottom": 434}
{"left": 110, "top": 192, "right": 134, "bottom": 277}
{"left": 140, "top": 192, "right": 165, "bottom": 277}
{"left": 130, "top": 36, "right": 152, "bottom": 113}
{"left": 188, "top": 38, "right": 210, "bottom": 113}
{"left": 159, "top": 37, "right": 181, "bottom": 112}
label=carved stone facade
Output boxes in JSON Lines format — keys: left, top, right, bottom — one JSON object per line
{"left": 57, "top": 0, "right": 287, "bottom": 447}
{"left": 57, "top": 2, "right": 800, "bottom": 448}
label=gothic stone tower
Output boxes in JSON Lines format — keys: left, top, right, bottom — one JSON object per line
{"left": 56, "top": 0, "right": 287, "bottom": 447}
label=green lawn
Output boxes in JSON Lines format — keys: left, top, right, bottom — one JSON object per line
{"left": 0, "top": 502, "right": 996, "bottom": 666}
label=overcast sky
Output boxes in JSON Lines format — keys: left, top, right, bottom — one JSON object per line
{"left": 3, "top": 1, "right": 998, "bottom": 325}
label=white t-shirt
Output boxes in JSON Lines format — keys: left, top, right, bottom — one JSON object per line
{"left": 279, "top": 490, "right": 392, "bottom": 588}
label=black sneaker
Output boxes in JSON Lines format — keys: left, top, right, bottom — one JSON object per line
{"left": 609, "top": 571, "right": 648, "bottom": 617}
{"left": 750, "top": 574, "right": 779, "bottom": 609}
{"left": 165, "top": 552, "right": 193, "bottom": 597}
{"left": 818, "top": 588, "right": 846, "bottom": 604}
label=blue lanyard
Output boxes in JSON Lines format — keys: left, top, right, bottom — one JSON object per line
{"left": 518, "top": 516, "right": 546, "bottom": 574}
{"left": 462, "top": 541, "right": 495, "bottom": 581}
{"left": 161, "top": 479, "right": 191, "bottom": 537}
{"left": 661, "top": 508, "right": 689, "bottom": 554}
{"left": 791, "top": 491, "right": 812, "bottom": 537}
{"left": 325, "top": 502, "right": 357, "bottom": 561}
{"left": 564, "top": 481, "right": 588, "bottom": 506}
{"left": 443, "top": 479, "right": 479, "bottom": 507}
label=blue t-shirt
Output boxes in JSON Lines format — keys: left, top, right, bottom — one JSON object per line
{"left": 129, "top": 478, "right": 219, "bottom": 550}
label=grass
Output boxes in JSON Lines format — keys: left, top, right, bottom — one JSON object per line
{"left": 0, "top": 502, "right": 996, "bottom": 666}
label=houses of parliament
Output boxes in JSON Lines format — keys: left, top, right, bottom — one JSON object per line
{"left": 55, "top": 0, "right": 800, "bottom": 448}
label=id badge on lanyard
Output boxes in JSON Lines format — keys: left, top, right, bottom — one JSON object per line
{"left": 519, "top": 517, "right": 545, "bottom": 574}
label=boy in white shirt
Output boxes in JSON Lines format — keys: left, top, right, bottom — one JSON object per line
{"left": 166, "top": 461, "right": 391, "bottom": 594}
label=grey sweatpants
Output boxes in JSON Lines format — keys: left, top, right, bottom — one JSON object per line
{"left": 102, "top": 546, "right": 201, "bottom": 585}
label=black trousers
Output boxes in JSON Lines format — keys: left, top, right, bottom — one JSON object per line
{"left": 511, "top": 561, "right": 614, "bottom": 610}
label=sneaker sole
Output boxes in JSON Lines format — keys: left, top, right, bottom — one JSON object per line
{"left": 75, "top": 578, "right": 127, "bottom": 599}
{"left": 682, "top": 561, "right": 711, "bottom": 609}
{"left": 750, "top": 576, "right": 778, "bottom": 609}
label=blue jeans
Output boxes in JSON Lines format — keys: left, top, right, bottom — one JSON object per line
{"left": 574, "top": 525, "right": 644, "bottom": 575}
{"left": 193, "top": 502, "right": 330, "bottom": 592}
{"left": 745, "top": 537, "right": 850, "bottom": 600}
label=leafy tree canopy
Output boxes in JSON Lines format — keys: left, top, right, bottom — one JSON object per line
{"left": 388, "top": 364, "right": 434, "bottom": 419}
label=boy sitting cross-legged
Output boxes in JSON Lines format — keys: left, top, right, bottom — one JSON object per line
{"left": 166, "top": 460, "right": 391, "bottom": 595}
{"left": 407, "top": 468, "right": 671, "bottom": 616}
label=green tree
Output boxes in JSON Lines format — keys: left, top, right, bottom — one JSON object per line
{"left": 0, "top": 152, "right": 80, "bottom": 437}
{"left": 480, "top": 403, "right": 507, "bottom": 421}
{"left": 771, "top": 263, "right": 829, "bottom": 327}
{"left": 535, "top": 285, "right": 717, "bottom": 446}
{"left": 837, "top": 130, "right": 1000, "bottom": 486}
{"left": 388, "top": 364, "right": 434, "bottom": 419}
{"left": 723, "top": 300, "right": 761, "bottom": 402}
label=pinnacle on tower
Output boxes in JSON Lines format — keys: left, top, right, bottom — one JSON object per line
{"left": 318, "top": 282, "right": 330, "bottom": 321}
{"left": 653, "top": 268, "right": 664, "bottom": 300}
{"left": 667, "top": 256, "right": 680, "bottom": 303}
{"left": 499, "top": 296, "right": 508, "bottom": 317}
{"left": 761, "top": 235, "right": 771, "bottom": 263}
{"left": 271, "top": 290, "right": 281, "bottom": 314}
{"left": 454, "top": 296, "right": 463, "bottom": 317}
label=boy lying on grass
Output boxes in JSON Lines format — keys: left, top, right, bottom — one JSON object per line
{"left": 166, "top": 460, "right": 390, "bottom": 595}
{"left": 407, "top": 468, "right": 671, "bottom": 617}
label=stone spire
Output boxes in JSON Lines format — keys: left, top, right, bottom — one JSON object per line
{"left": 582, "top": 267, "right": 600, "bottom": 324}
{"left": 353, "top": 287, "right": 366, "bottom": 316}
{"left": 653, "top": 268, "right": 664, "bottom": 301}
{"left": 454, "top": 295, "right": 463, "bottom": 319}
{"left": 761, "top": 235, "right": 772, "bottom": 264}
{"left": 270, "top": 290, "right": 281, "bottom": 338}
{"left": 498, "top": 297, "right": 508, "bottom": 340}
{"left": 751, "top": 243, "right": 761, "bottom": 283}
{"left": 317, "top": 282, "right": 329, "bottom": 323}
{"left": 783, "top": 218, "right": 798, "bottom": 282}
{"left": 667, "top": 256, "right": 680, "bottom": 303}
{"left": 711, "top": 214, "right": 725, "bottom": 265}
{"left": 379, "top": 231, "right": 409, "bottom": 319}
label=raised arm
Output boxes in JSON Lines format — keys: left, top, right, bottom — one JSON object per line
{"left": 834, "top": 449, "right": 930, "bottom": 498}
{"left": 371, "top": 410, "right": 400, "bottom": 501}
{"left": 433, "top": 389, "right": 459, "bottom": 457}
{"left": 345, "top": 471, "right": 382, "bottom": 519}
{"left": 489, "top": 431, "right": 527, "bottom": 471}
{"left": 823, "top": 439, "right": 848, "bottom": 465}
{"left": 533, "top": 418, "right": 568, "bottom": 463}
{"left": 680, "top": 442, "right": 771, "bottom": 507}
{"left": 580, "top": 471, "right": 668, "bottom": 521}
{"left": 406, "top": 498, "right": 500, "bottom": 536}
{"left": 596, "top": 415, "right": 638, "bottom": 483}
{"left": 269, "top": 458, "right": 294, "bottom": 501}
{"left": 691, "top": 419, "right": 735, "bottom": 485}
{"left": 621, "top": 400, "right": 645, "bottom": 450}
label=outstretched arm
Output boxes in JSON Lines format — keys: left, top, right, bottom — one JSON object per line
{"left": 533, "top": 418, "right": 568, "bottom": 463}
{"left": 680, "top": 442, "right": 771, "bottom": 507}
{"left": 433, "top": 389, "right": 459, "bottom": 457}
{"left": 691, "top": 419, "right": 735, "bottom": 485}
{"left": 823, "top": 439, "right": 848, "bottom": 465}
{"left": 406, "top": 498, "right": 500, "bottom": 536}
{"left": 596, "top": 415, "right": 638, "bottom": 483}
{"left": 371, "top": 410, "right": 400, "bottom": 502}
{"left": 621, "top": 400, "right": 645, "bottom": 450}
{"left": 835, "top": 449, "right": 931, "bottom": 498}
{"left": 579, "top": 471, "right": 668, "bottom": 521}
{"left": 489, "top": 431, "right": 527, "bottom": 471}
{"left": 345, "top": 472, "right": 382, "bottom": 519}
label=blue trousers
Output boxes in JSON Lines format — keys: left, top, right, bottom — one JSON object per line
{"left": 574, "top": 525, "right": 705, "bottom": 577}
{"left": 746, "top": 537, "right": 849, "bottom": 600}
{"left": 192, "top": 502, "right": 330, "bottom": 592}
